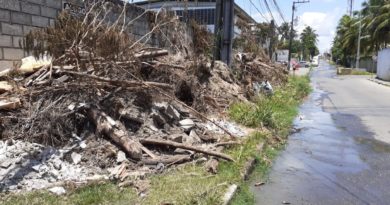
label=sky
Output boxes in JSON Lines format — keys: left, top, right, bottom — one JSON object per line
{"left": 236, "top": 0, "right": 365, "bottom": 53}
{"left": 130, "top": 0, "right": 366, "bottom": 53}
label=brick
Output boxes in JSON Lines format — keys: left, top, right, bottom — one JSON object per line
{"left": 0, "top": 35, "right": 12, "bottom": 47}
{"left": 21, "top": 2, "right": 41, "bottom": 15}
{"left": 32, "top": 15, "right": 49, "bottom": 27}
{"left": 0, "top": 60, "right": 16, "bottom": 71}
{"left": 0, "top": 0, "right": 21, "bottom": 11}
{"left": 11, "top": 12, "right": 32, "bottom": 25}
{"left": 46, "top": 0, "right": 62, "bottom": 9}
{"left": 3, "top": 48, "right": 24, "bottom": 60}
{"left": 1, "top": 23, "right": 23, "bottom": 36}
{"left": 23, "top": 25, "right": 36, "bottom": 35}
{"left": 49, "top": 18, "right": 55, "bottom": 27}
{"left": 12, "top": 36, "right": 24, "bottom": 48}
{"left": 0, "top": 9, "right": 10, "bottom": 22}
{"left": 41, "top": 6, "right": 58, "bottom": 18}
{"left": 26, "top": 0, "right": 44, "bottom": 5}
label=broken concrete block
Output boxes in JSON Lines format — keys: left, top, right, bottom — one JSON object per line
{"left": 151, "top": 111, "right": 166, "bottom": 128}
{"left": 31, "top": 164, "right": 41, "bottom": 172}
{"left": 116, "top": 151, "right": 127, "bottom": 163}
{"left": 182, "top": 131, "right": 202, "bottom": 145}
{"left": 51, "top": 158, "right": 62, "bottom": 170}
{"left": 166, "top": 105, "right": 180, "bottom": 121}
{"left": 48, "top": 186, "right": 66, "bottom": 195}
{"left": 0, "top": 161, "right": 12, "bottom": 169}
{"left": 71, "top": 152, "right": 82, "bottom": 165}
{"left": 189, "top": 130, "right": 202, "bottom": 143}
{"left": 179, "top": 119, "right": 195, "bottom": 130}
{"left": 168, "top": 134, "right": 184, "bottom": 143}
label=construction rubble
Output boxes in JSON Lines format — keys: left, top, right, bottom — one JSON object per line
{"left": 0, "top": 2, "right": 288, "bottom": 194}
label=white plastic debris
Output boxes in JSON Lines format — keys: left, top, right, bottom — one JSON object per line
{"left": 179, "top": 119, "right": 195, "bottom": 130}
{"left": 116, "top": 151, "right": 127, "bottom": 163}
{"left": 48, "top": 186, "right": 66, "bottom": 195}
{"left": 71, "top": 152, "right": 82, "bottom": 165}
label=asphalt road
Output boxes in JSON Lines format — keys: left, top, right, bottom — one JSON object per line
{"left": 252, "top": 61, "right": 390, "bottom": 205}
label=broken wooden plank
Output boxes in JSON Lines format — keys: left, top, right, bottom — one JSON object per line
{"left": 0, "top": 81, "right": 13, "bottom": 94}
{"left": 142, "top": 155, "right": 191, "bottom": 165}
{"left": 0, "top": 98, "right": 21, "bottom": 110}
{"left": 58, "top": 70, "right": 172, "bottom": 90}
{"left": 86, "top": 107, "right": 143, "bottom": 160}
{"left": 140, "top": 138, "right": 235, "bottom": 162}
{"left": 134, "top": 50, "right": 168, "bottom": 59}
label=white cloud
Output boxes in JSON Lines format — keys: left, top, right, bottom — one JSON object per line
{"left": 296, "top": 8, "right": 342, "bottom": 53}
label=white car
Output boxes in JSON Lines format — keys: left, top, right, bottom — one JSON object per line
{"left": 311, "top": 57, "right": 319, "bottom": 67}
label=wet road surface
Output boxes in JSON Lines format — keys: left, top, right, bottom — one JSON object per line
{"left": 252, "top": 62, "right": 390, "bottom": 205}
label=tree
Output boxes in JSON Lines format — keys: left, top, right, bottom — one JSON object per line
{"left": 300, "top": 26, "right": 319, "bottom": 60}
{"left": 332, "top": 0, "right": 390, "bottom": 66}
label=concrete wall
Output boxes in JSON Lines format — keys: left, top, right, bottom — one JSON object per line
{"left": 377, "top": 48, "right": 390, "bottom": 81}
{"left": 0, "top": 0, "right": 62, "bottom": 70}
{"left": 0, "top": 0, "right": 154, "bottom": 71}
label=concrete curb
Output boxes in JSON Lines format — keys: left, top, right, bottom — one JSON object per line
{"left": 221, "top": 142, "right": 266, "bottom": 205}
{"left": 368, "top": 78, "right": 390, "bottom": 87}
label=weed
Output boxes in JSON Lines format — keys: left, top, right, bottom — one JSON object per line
{"left": 229, "top": 75, "right": 311, "bottom": 136}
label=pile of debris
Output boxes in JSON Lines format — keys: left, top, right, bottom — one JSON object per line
{"left": 0, "top": 1, "right": 287, "bottom": 193}
{"left": 234, "top": 52, "right": 289, "bottom": 97}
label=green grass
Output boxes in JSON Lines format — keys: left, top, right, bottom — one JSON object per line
{"left": 1, "top": 183, "right": 139, "bottom": 205}
{"left": 350, "top": 70, "right": 372, "bottom": 75}
{"left": 2, "top": 76, "right": 311, "bottom": 205}
{"left": 142, "top": 132, "right": 268, "bottom": 204}
{"left": 228, "top": 75, "right": 311, "bottom": 204}
{"left": 229, "top": 75, "right": 311, "bottom": 136}
{"left": 337, "top": 67, "right": 373, "bottom": 75}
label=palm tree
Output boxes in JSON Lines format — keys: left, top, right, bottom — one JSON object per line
{"left": 278, "top": 22, "right": 290, "bottom": 42}
{"left": 361, "top": 0, "right": 389, "bottom": 52}
{"left": 300, "top": 26, "right": 319, "bottom": 60}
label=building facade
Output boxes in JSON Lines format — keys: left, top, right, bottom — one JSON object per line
{"left": 134, "top": 0, "right": 256, "bottom": 35}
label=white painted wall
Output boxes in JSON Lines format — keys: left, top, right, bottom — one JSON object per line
{"left": 377, "top": 48, "right": 390, "bottom": 81}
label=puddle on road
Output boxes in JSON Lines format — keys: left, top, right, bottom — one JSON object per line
{"left": 355, "top": 136, "right": 390, "bottom": 153}
{"left": 252, "top": 68, "right": 376, "bottom": 204}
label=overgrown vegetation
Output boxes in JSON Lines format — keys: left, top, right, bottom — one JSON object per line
{"left": 228, "top": 75, "right": 311, "bottom": 204}
{"left": 337, "top": 68, "right": 373, "bottom": 75}
{"left": 229, "top": 75, "right": 311, "bottom": 136}
{"left": 331, "top": 0, "right": 390, "bottom": 67}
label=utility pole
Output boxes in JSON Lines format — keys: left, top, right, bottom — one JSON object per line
{"left": 356, "top": 11, "right": 362, "bottom": 69}
{"left": 269, "top": 20, "right": 275, "bottom": 60}
{"left": 348, "top": 0, "right": 354, "bottom": 17}
{"left": 287, "top": 0, "right": 309, "bottom": 70}
{"left": 214, "top": 0, "right": 234, "bottom": 66}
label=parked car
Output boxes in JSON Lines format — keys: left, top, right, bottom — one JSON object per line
{"left": 299, "top": 61, "right": 308, "bottom": 68}
{"left": 311, "top": 56, "right": 319, "bottom": 67}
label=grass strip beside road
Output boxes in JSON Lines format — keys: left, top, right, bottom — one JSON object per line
{"left": 2, "top": 76, "right": 311, "bottom": 205}
{"left": 229, "top": 75, "right": 311, "bottom": 204}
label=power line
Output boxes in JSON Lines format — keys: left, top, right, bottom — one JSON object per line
{"left": 263, "top": 0, "right": 279, "bottom": 27}
{"left": 271, "top": 0, "right": 287, "bottom": 23}
{"left": 249, "top": 0, "right": 270, "bottom": 23}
